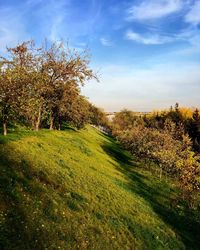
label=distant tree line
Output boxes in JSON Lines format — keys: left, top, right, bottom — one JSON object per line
{"left": 111, "top": 105, "right": 200, "bottom": 208}
{"left": 0, "top": 41, "right": 108, "bottom": 135}
{"left": 144, "top": 103, "right": 200, "bottom": 152}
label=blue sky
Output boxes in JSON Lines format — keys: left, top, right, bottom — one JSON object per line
{"left": 0, "top": 0, "right": 200, "bottom": 111}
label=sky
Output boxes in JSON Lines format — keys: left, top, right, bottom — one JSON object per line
{"left": 0, "top": 0, "right": 200, "bottom": 111}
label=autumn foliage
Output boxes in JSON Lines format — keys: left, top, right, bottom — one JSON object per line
{"left": 0, "top": 41, "right": 108, "bottom": 134}
{"left": 112, "top": 108, "right": 200, "bottom": 207}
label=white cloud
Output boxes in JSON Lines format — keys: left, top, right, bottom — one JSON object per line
{"left": 100, "top": 38, "right": 113, "bottom": 46}
{"left": 125, "top": 30, "right": 174, "bottom": 44}
{"left": 125, "top": 1, "right": 200, "bottom": 48}
{"left": 127, "top": 0, "right": 183, "bottom": 21}
{"left": 125, "top": 26, "right": 200, "bottom": 47}
{"left": 185, "top": 1, "right": 200, "bottom": 25}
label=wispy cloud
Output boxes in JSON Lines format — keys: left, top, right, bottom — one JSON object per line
{"left": 124, "top": 0, "right": 200, "bottom": 48}
{"left": 125, "top": 30, "right": 174, "bottom": 45}
{"left": 49, "top": 16, "right": 64, "bottom": 41}
{"left": 100, "top": 38, "right": 113, "bottom": 46}
{"left": 0, "top": 0, "right": 103, "bottom": 50}
{"left": 27, "top": 0, "right": 70, "bottom": 42}
{"left": 0, "top": 0, "right": 68, "bottom": 52}
{"left": 0, "top": 7, "right": 28, "bottom": 53}
{"left": 178, "top": 27, "right": 200, "bottom": 48}
{"left": 185, "top": 1, "right": 200, "bottom": 25}
{"left": 127, "top": 0, "right": 183, "bottom": 21}
{"left": 125, "top": 27, "right": 200, "bottom": 48}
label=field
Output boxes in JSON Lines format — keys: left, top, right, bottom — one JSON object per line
{"left": 0, "top": 126, "right": 199, "bottom": 249}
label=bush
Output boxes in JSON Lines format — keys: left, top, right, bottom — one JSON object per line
{"left": 112, "top": 118, "right": 200, "bottom": 207}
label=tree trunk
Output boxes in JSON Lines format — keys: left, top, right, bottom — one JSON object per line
{"left": 49, "top": 114, "right": 54, "bottom": 130}
{"left": 3, "top": 121, "right": 7, "bottom": 136}
{"left": 58, "top": 123, "right": 61, "bottom": 131}
{"left": 35, "top": 106, "right": 41, "bottom": 131}
{"left": 58, "top": 116, "right": 62, "bottom": 131}
{"left": 159, "top": 167, "right": 162, "bottom": 180}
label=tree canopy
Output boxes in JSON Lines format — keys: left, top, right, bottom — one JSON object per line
{"left": 0, "top": 40, "right": 107, "bottom": 134}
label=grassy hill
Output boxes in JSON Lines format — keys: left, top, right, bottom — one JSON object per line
{"left": 0, "top": 126, "right": 199, "bottom": 250}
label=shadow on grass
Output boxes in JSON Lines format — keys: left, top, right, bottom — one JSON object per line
{"left": 0, "top": 140, "right": 76, "bottom": 249}
{"left": 100, "top": 132, "right": 133, "bottom": 166}
{"left": 0, "top": 144, "right": 47, "bottom": 249}
{"left": 60, "top": 124, "right": 77, "bottom": 132}
{"left": 0, "top": 134, "right": 87, "bottom": 249}
{"left": 102, "top": 136, "right": 200, "bottom": 250}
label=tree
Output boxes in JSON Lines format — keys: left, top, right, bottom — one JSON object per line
{"left": 111, "top": 115, "right": 200, "bottom": 207}
{"left": 0, "top": 68, "right": 20, "bottom": 135}
{"left": 0, "top": 41, "right": 48, "bottom": 132}
{"left": 188, "top": 109, "right": 200, "bottom": 151}
{"left": 62, "top": 95, "right": 90, "bottom": 129}
{"left": 0, "top": 40, "right": 97, "bottom": 133}
{"left": 41, "top": 42, "right": 97, "bottom": 130}
{"left": 0, "top": 42, "right": 35, "bottom": 135}
{"left": 167, "top": 102, "right": 183, "bottom": 125}
{"left": 89, "top": 104, "right": 108, "bottom": 127}
{"left": 112, "top": 109, "right": 144, "bottom": 135}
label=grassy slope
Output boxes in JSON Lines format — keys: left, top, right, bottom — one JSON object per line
{"left": 0, "top": 126, "right": 199, "bottom": 250}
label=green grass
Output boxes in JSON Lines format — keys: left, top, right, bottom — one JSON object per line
{"left": 0, "top": 126, "right": 199, "bottom": 249}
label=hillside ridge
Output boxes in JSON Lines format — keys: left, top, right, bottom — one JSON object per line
{"left": 0, "top": 126, "right": 199, "bottom": 249}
